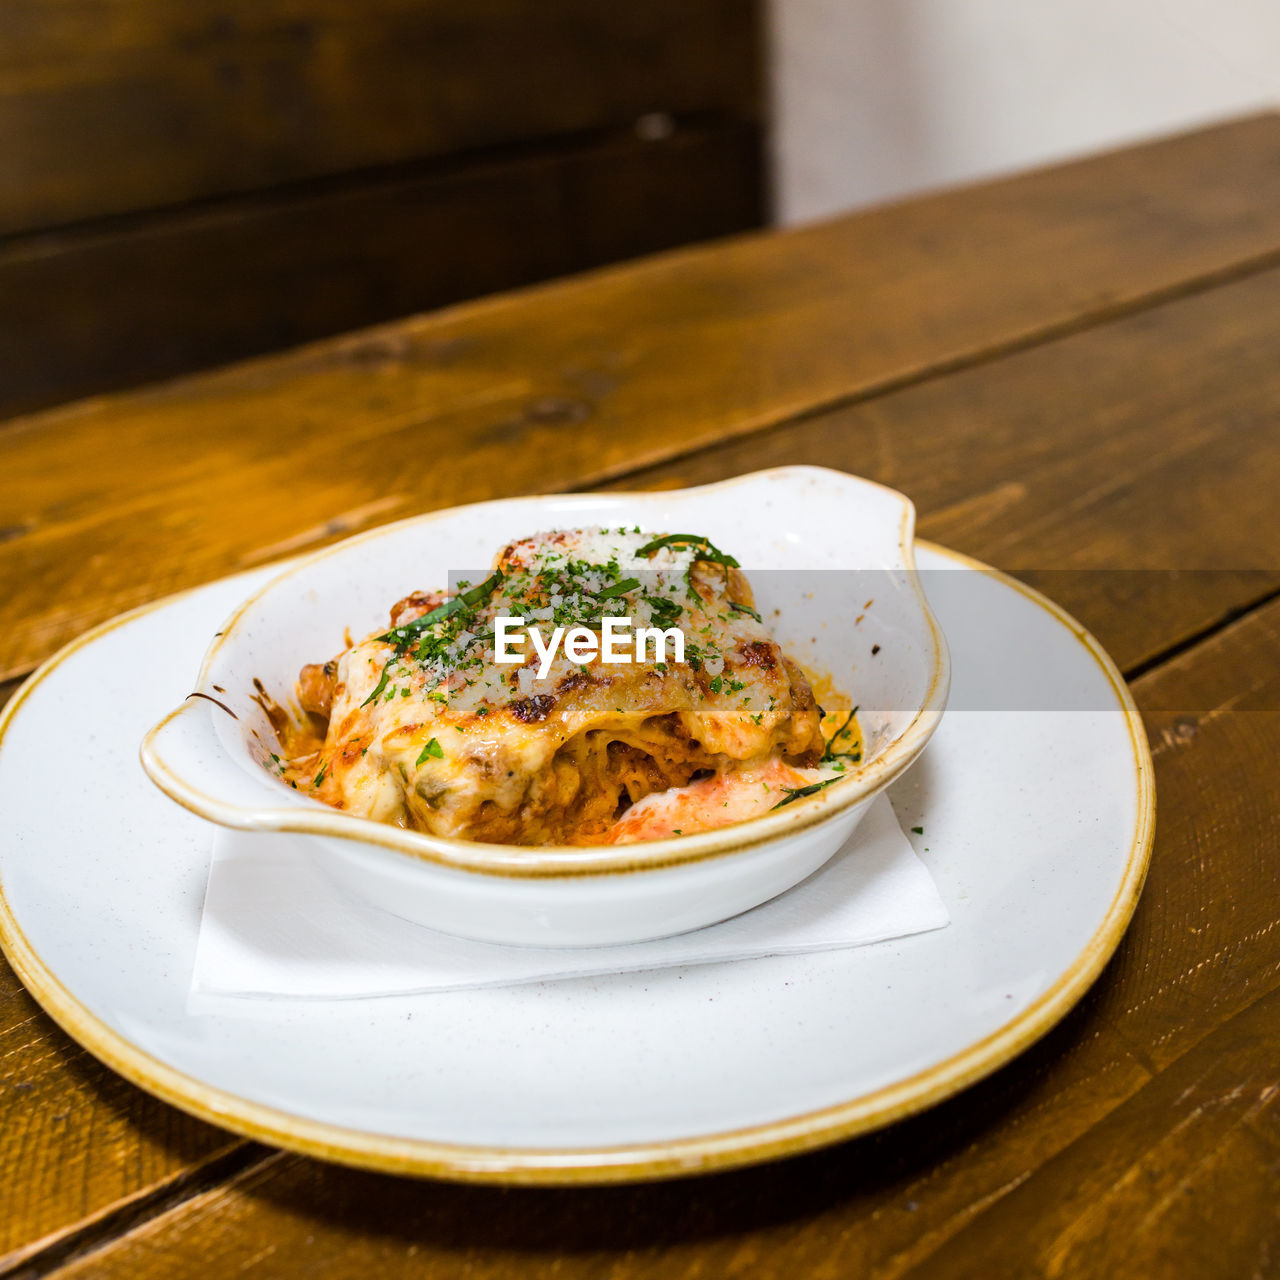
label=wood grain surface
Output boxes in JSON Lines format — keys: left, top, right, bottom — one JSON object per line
{"left": 625, "top": 265, "right": 1280, "bottom": 674}
{"left": 4, "top": 113, "right": 1280, "bottom": 685}
{"left": 0, "top": 120, "right": 763, "bottom": 418}
{"left": 0, "top": 0, "right": 764, "bottom": 417}
{"left": 0, "top": 0, "right": 761, "bottom": 234}
{"left": 2, "top": 115, "right": 1279, "bottom": 1278}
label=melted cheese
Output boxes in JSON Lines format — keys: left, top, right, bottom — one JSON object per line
{"left": 280, "top": 528, "right": 854, "bottom": 845}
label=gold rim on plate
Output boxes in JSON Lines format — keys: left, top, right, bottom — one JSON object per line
{"left": 0, "top": 541, "right": 1154, "bottom": 1184}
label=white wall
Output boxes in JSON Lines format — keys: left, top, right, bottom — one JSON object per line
{"left": 767, "top": 0, "right": 1280, "bottom": 224}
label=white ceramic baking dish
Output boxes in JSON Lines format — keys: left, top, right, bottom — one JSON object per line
{"left": 141, "top": 467, "right": 949, "bottom": 946}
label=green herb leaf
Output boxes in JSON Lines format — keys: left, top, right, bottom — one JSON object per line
{"left": 596, "top": 576, "right": 640, "bottom": 600}
{"left": 728, "top": 600, "right": 762, "bottom": 623}
{"left": 377, "top": 570, "right": 505, "bottom": 649}
{"left": 822, "top": 706, "right": 861, "bottom": 762}
{"left": 771, "top": 778, "right": 839, "bottom": 810}
{"left": 416, "top": 738, "right": 444, "bottom": 765}
{"left": 360, "top": 662, "right": 394, "bottom": 707}
{"left": 636, "top": 533, "right": 740, "bottom": 568}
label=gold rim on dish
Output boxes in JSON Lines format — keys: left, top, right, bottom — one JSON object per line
{"left": 0, "top": 541, "right": 1154, "bottom": 1184}
{"left": 140, "top": 471, "right": 950, "bottom": 879}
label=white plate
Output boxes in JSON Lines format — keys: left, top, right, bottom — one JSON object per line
{"left": 0, "top": 542, "right": 1153, "bottom": 1183}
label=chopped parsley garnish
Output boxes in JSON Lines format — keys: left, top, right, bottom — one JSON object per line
{"left": 911, "top": 825, "right": 924, "bottom": 835}
{"left": 642, "top": 594, "right": 683, "bottom": 627}
{"left": 416, "top": 738, "right": 444, "bottom": 765}
{"left": 348, "top": 529, "right": 754, "bottom": 715}
{"left": 728, "top": 601, "right": 762, "bottom": 623}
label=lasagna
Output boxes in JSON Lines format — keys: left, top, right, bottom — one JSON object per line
{"left": 270, "top": 528, "right": 861, "bottom": 845}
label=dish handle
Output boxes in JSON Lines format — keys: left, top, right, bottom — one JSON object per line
{"left": 140, "top": 697, "right": 292, "bottom": 830}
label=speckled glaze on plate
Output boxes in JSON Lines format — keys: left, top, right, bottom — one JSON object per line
{"left": 0, "top": 540, "right": 1152, "bottom": 1184}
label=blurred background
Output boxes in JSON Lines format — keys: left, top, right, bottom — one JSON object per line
{"left": 2, "top": 0, "right": 1276, "bottom": 421}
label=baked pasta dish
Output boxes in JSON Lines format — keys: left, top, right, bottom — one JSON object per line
{"left": 267, "top": 528, "right": 861, "bottom": 845}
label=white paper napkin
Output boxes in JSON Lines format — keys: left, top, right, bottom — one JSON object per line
{"left": 188, "top": 794, "right": 948, "bottom": 1008}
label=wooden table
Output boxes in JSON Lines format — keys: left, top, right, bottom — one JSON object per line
{"left": 4, "top": 113, "right": 1280, "bottom": 1278}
